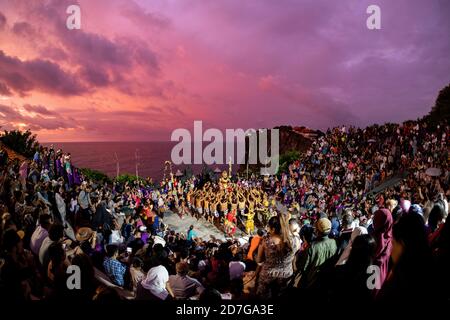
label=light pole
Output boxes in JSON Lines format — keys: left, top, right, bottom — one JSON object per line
{"left": 246, "top": 133, "right": 251, "bottom": 180}
{"left": 135, "top": 149, "right": 140, "bottom": 179}
{"left": 113, "top": 152, "right": 119, "bottom": 178}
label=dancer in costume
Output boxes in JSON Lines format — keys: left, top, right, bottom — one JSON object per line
{"left": 225, "top": 209, "right": 237, "bottom": 237}
{"left": 219, "top": 170, "right": 230, "bottom": 190}
{"left": 242, "top": 210, "right": 255, "bottom": 235}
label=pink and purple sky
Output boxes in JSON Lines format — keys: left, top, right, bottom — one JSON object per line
{"left": 0, "top": 0, "right": 449, "bottom": 142}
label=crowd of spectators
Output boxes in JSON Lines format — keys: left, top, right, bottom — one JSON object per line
{"left": 0, "top": 118, "right": 448, "bottom": 306}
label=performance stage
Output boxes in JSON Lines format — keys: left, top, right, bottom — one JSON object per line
{"left": 162, "top": 209, "right": 245, "bottom": 241}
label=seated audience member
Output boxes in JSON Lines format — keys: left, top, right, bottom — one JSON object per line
{"left": 168, "top": 261, "right": 204, "bottom": 299}
{"left": 29, "top": 214, "right": 52, "bottom": 256}
{"left": 103, "top": 244, "right": 127, "bottom": 287}
{"left": 136, "top": 265, "right": 173, "bottom": 300}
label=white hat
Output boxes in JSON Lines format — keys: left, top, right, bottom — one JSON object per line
{"left": 153, "top": 236, "right": 166, "bottom": 247}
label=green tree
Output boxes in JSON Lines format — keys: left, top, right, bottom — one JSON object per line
{"left": 426, "top": 84, "right": 450, "bottom": 126}
{"left": 116, "top": 173, "right": 143, "bottom": 184}
{"left": 277, "top": 150, "right": 301, "bottom": 174}
{"left": 79, "top": 168, "right": 111, "bottom": 183}
{"left": 0, "top": 129, "right": 40, "bottom": 158}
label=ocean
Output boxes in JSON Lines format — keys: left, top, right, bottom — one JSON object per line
{"left": 43, "top": 142, "right": 243, "bottom": 181}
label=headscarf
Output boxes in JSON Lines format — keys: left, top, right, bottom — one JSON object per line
{"left": 399, "top": 199, "right": 411, "bottom": 214}
{"left": 141, "top": 265, "right": 169, "bottom": 300}
{"left": 336, "top": 226, "right": 368, "bottom": 265}
{"left": 372, "top": 208, "right": 393, "bottom": 287}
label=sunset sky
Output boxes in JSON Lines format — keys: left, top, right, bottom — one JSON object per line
{"left": 0, "top": 0, "right": 449, "bottom": 142}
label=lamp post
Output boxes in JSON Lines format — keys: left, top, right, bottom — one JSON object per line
{"left": 246, "top": 133, "right": 252, "bottom": 180}
{"left": 135, "top": 149, "right": 140, "bottom": 179}
{"left": 113, "top": 152, "right": 119, "bottom": 178}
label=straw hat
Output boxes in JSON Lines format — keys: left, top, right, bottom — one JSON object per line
{"left": 316, "top": 218, "right": 332, "bottom": 235}
{"left": 76, "top": 227, "right": 94, "bottom": 242}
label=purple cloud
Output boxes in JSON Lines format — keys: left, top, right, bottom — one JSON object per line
{"left": 120, "top": 0, "right": 171, "bottom": 29}
{"left": 0, "top": 103, "right": 77, "bottom": 130}
{"left": 12, "top": 21, "right": 35, "bottom": 37}
{"left": 0, "top": 50, "right": 86, "bottom": 96}
{"left": 0, "top": 82, "right": 12, "bottom": 96}
{"left": 23, "top": 104, "right": 57, "bottom": 116}
{"left": 0, "top": 11, "right": 6, "bottom": 30}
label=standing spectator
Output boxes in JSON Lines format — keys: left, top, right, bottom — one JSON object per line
{"left": 247, "top": 229, "right": 264, "bottom": 261}
{"left": 256, "top": 214, "right": 294, "bottom": 299}
{"left": 331, "top": 234, "right": 377, "bottom": 305}
{"left": 77, "top": 182, "right": 92, "bottom": 226}
{"left": 19, "top": 160, "right": 28, "bottom": 190}
{"left": 336, "top": 226, "right": 368, "bottom": 265}
{"left": 377, "top": 212, "right": 435, "bottom": 306}
{"left": 297, "top": 218, "right": 337, "bottom": 290}
{"left": 337, "top": 211, "right": 354, "bottom": 254}
{"left": 186, "top": 225, "right": 197, "bottom": 245}
{"left": 371, "top": 207, "right": 393, "bottom": 288}
{"left": 55, "top": 187, "right": 67, "bottom": 226}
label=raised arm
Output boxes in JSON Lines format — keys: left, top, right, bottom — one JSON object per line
{"left": 278, "top": 211, "right": 293, "bottom": 251}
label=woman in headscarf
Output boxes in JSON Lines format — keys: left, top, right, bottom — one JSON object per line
{"left": 136, "top": 264, "right": 173, "bottom": 300}
{"left": 336, "top": 226, "right": 368, "bottom": 265}
{"left": 372, "top": 207, "right": 393, "bottom": 288}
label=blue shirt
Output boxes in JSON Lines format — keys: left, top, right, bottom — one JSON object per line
{"left": 187, "top": 230, "right": 197, "bottom": 241}
{"left": 152, "top": 215, "right": 160, "bottom": 229}
{"left": 103, "top": 257, "right": 126, "bottom": 286}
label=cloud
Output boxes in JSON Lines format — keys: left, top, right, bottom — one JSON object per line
{"left": 39, "top": 46, "right": 68, "bottom": 61}
{"left": 0, "top": 82, "right": 12, "bottom": 96}
{"left": 258, "top": 75, "right": 279, "bottom": 91}
{"left": 23, "top": 104, "right": 57, "bottom": 116}
{"left": 0, "top": 103, "right": 77, "bottom": 130}
{"left": 0, "top": 50, "right": 87, "bottom": 96}
{"left": 0, "top": 0, "right": 449, "bottom": 141}
{"left": 0, "top": 11, "right": 6, "bottom": 30}
{"left": 77, "top": 65, "right": 111, "bottom": 87}
{"left": 120, "top": 0, "right": 171, "bottom": 29}
{"left": 4, "top": 0, "right": 161, "bottom": 96}
{"left": 12, "top": 21, "right": 35, "bottom": 38}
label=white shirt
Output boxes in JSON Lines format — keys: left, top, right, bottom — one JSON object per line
{"left": 30, "top": 225, "right": 48, "bottom": 256}
{"left": 110, "top": 230, "right": 124, "bottom": 245}
{"left": 55, "top": 193, "right": 66, "bottom": 224}
{"left": 39, "top": 237, "right": 53, "bottom": 266}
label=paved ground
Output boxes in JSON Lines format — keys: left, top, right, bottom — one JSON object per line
{"left": 162, "top": 209, "right": 245, "bottom": 241}
{"left": 366, "top": 173, "right": 405, "bottom": 196}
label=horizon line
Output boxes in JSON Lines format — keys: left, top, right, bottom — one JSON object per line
{"left": 41, "top": 140, "right": 250, "bottom": 143}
